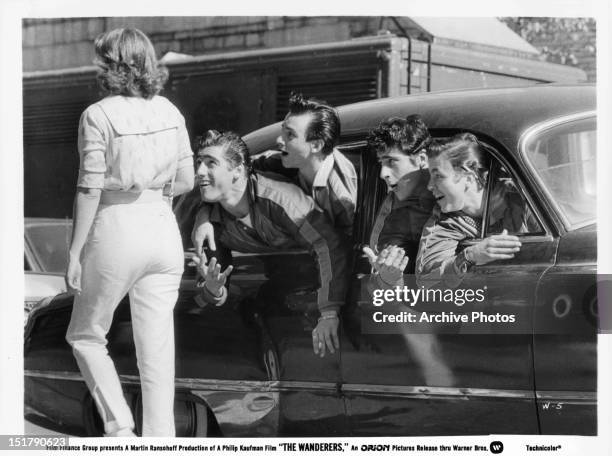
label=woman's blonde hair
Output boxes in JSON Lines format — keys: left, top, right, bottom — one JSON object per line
{"left": 94, "top": 28, "right": 168, "bottom": 99}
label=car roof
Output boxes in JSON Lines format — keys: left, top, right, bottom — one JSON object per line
{"left": 244, "top": 84, "right": 595, "bottom": 154}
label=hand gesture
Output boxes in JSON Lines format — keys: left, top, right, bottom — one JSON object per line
{"left": 468, "top": 229, "right": 522, "bottom": 265}
{"left": 312, "top": 312, "right": 340, "bottom": 358}
{"left": 191, "top": 255, "right": 233, "bottom": 302}
{"left": 65, "top": 255, "right": 82, "bottom": 295}
{"left": 362, "top": 245, "right": 409, "bottom": 286}
{"left": 192, "top": 221, "right": 217, "bottom": 260}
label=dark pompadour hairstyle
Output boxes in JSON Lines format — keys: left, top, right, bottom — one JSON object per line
{"left": 195, "top": 130, "right": 252, "bottom": 174}
{"left": 287, "top": 93, "right": 340, "bottom": 155}
{"left": 366, "top": 114, "right": 431, "bottom": 156}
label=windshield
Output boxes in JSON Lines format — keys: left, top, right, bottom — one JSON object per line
{"left": 523, "top": 116, "right": 596, "bottom": 228}
{"left": 25, "top": 221, "right": 72, "bottom": 273}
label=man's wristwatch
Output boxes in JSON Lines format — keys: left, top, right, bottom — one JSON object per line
{"left": 456, "top": 248, "right": 476, "bottom": 274}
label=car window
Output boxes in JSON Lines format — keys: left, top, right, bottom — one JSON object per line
{"left": 338, "top": 143, "right": 386, "bottom": 247}
{"left": 485, "top": 162, "right": 544, "bottom": 237}
{"left": 523, "top": 116, "right": 596, "bottom": 228}
{"left": 337, "top": 145, "right": 361, "bottom": 176}
{"left": 25, "top": 223, "right": 71, "bottom": 273}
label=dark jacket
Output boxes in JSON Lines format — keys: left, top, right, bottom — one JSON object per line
{"left": 200, "top": 173, "right": 349, "bottom": 313}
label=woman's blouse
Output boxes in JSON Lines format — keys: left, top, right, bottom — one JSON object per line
{"left": 76, "top": 95, "right": 192, "bottom": 191}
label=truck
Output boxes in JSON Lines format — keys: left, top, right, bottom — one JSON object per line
{"left": 23, "top": 34, "right": 586, "bottom": 218}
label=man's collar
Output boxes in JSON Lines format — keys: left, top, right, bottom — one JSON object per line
{"left": 209, "top": 174, "right": 258, "bottom": 223}
{"left": 311, "top": 150, "right": 336, "bottom": 188}
{"left": 209, "top": 203, "right": 223, "bottom": 223}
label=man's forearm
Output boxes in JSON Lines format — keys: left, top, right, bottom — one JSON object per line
{"left": 300, "top": 214, "right": 350, "bottom": 315}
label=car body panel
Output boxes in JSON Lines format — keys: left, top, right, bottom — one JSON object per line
{"left": 25, "top": 273, "right": 66, "bottom": 304}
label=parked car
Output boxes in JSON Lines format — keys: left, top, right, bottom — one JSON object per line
{"left": 24, "top": 84, "right": 597, "bottom": 437}
{"left": 24, "top": 218, "right": 71, "bottom": 321}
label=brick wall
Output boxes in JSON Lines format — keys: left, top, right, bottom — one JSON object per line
{"left": 500, "top": 17, "right": 596, "bottom": 82}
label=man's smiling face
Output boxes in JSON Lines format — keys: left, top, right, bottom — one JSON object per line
{"left": 196, "top": 145, "right": 236, "bottom": 202}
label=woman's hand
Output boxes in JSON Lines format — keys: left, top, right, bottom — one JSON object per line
{"left": 312, "top": 311, "right": 340, "bottom": 358}
{"left": 65, "top": 254, "right": 82, "bottom": 294}
{"left": 192, "top": 221, "right": 216, "bottom": 259}
{"left": 362, "top": 245, "right": 409, "bottom": 286}
{"left": 191, "top": 255, "right": 233, "bottom": 298}
{"left": 466, "top": 229, "right": 522, "bottom": 265}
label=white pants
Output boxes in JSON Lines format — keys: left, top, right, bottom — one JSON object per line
{"left": 66, "top": 194, "right": 183, "bottom": 437}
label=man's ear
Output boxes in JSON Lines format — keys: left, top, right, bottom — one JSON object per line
{"left": 464, "top": 172, "right": 477, "bottom": 189}
{"left": 309, "top": 139, "right": 324, "bottom": 155}
{"left": 416, "top": 152, "right": 428, "bottom": 169}
{"left": 232, "top": 164, "right": 245, "bottom": 182}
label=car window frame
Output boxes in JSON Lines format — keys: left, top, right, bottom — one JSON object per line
{"left": 337, "top": 140, "right": 386, "bottom": 249}
{"left": 482, "top": 157, "right": 547, "bottom": 239}
{"left": 518, "top": 111, "right": 597, "bottom": 233}
{"left": 461, "top": 136, "right": 554, "bottom": 244}
{"left": 24, "top": 234, "right": 41, "bottom": 272}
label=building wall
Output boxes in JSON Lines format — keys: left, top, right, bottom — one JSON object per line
{"left": 22, "top": 16, "right": 386, "bottom": 72}
{"left": 22, "top": 16, "right": 596, "bottom": 79}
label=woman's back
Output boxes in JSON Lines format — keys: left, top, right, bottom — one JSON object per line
{"left": 78, "top": 95, "right": 191, "bottom": 193}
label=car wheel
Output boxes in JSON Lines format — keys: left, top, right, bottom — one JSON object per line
{"left": 84, "top": 389, "right": 218, "bottom": 436}
{"left": 135, "top": 393, "right": 217, "bottom": 437}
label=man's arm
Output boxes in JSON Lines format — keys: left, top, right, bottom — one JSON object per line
{"left": 415, "top": 216, "right": 468, "bottom": 290}
{"left": 194, "top": 238, "right": 234, "bottom": 307}
{"left": 271, "top": 193, "right": 349, "bottom": 313}
{"left": 192, "top": 203, "right": 216, "bottom": 256}
{"left": 362, "top": 245, "right": 408, "bottom": 291}
{"left": 266, "top": 182, "right": 350, "bottom": 357}
{"left": 251, "top": 152, "right": 299, "bottom": 179}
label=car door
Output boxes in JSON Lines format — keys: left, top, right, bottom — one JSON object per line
{"left": 172, "top": 183, "right": 347, "bottom": 436}
{"left": 340, "top": 139, "right": 544, "bottom": 435}
{"left": 521, "top": 114, "right": 597, "bottom": 435}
